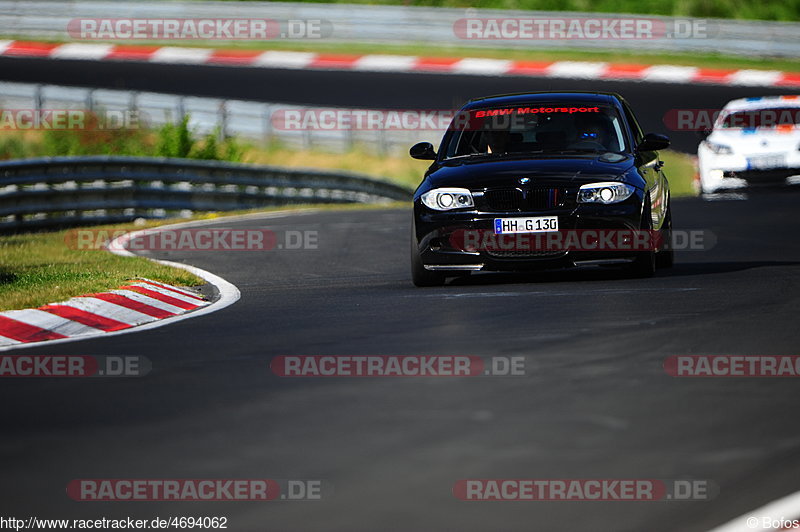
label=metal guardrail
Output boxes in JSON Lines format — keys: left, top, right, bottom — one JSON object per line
{"left": 0, "top": 1, "right": 798, "bottom": 57}
{"left": 0, "top": 82, "right": 429, "bottom": 155}
{"left": 0, "top": 156, "right": 413, "bottom": 232}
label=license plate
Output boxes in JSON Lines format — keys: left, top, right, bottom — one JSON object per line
{"left": 494, "top": 216, "right": 559, "bottom": 234}
{"left": 747, "top": 154, "right": 786, "bottom": 170}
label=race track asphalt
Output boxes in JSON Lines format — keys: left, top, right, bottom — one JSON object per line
{"left": 2, "top": 188, "right": 800, "bottom": 531}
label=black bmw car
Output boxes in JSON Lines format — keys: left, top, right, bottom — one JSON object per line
{"left": 410, "top": 91, "right": 673, "bottom": 286}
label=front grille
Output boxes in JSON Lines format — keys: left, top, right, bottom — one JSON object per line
{"left": 486, "top": 249, "right": 566, "bottom": 259}
{"left": 483, "top": 187, "right": 574, "bottom": 212}
{"left": 484, "top": 188, "right": 522, "bottom": 211}
{"left": 526, "top": 186, "right": 574, "bottom": 210}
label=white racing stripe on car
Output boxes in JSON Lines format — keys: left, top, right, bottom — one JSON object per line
{"left": 106, "top": 290, "right": 186, "bottom": 314}
{"left": 0, "top": 309, "right": 103, "bottom": 337}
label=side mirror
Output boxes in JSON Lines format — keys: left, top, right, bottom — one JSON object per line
{"left": 410, "top": 142, "right": 437, "bottom": 160}
{"left": 637, "top": 133, "right": 670, "bottom": 152}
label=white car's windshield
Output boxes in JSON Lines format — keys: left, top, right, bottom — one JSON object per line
{"left": 719, "top": 107, "right": 800, "bottom": 129}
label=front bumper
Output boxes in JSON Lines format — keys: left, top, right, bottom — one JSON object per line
{"left": 699, "top": 150, "right": 800, "bottom": 192}
{"left": 413, "top": 198, "right": 644, "bottom": 273}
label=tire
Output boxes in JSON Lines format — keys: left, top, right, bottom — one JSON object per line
{"left": 628, "top": 198, "right": 656, "bottom": 278}
{"left": 656, "top": 202, "right": 674, "bottom": 269}
{"left": 411, "top": 227, "right": 446, "bottom": 287}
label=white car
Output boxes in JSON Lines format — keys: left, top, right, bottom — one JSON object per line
{"left": 698, "top": 95, "right": 800, "bottom": 194}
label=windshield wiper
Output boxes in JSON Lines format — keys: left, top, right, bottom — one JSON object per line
{"left": 446, "top": 152, "right": 508, "bottom": 160}
{"left": 446, "top": 148, "right": 615, "bottom": 161}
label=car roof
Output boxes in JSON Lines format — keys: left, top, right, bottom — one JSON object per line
{"left": 723, "top": 95, "right": 800, "bottom": 111}
{"left": 462, "top": 92, "right": 622, "bottom": 110}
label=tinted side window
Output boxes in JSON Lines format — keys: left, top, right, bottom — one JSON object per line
{"left": 621, "top": 100, "right": 644, "bottom": 146}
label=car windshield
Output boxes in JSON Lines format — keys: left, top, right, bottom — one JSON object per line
{"left": 719, "top": 107, "right": 800, "bottom": 129}
{"left": 443, "top": 103, "right": 628, "bottom": 159}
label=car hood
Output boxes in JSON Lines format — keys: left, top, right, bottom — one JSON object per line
{"left": 709, "top": 129, "right": 800, "bottom": 154}
{"left": 425, "top": 154, "right": 636, "bottom": 190}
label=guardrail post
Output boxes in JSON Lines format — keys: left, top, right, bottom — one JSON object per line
{"left": 85, "top": 89, "right": 94, "bottom": 112}
{"left": 302, "top": 124, "right": 312, "bottom": 150}
{"left": 129, "top": 91, "right": 141, "bottom": 128}
{"left": 377, "top": 128, "right": 388, "bottom": 156}
{"left": 34, "top": 85, "right": 43, "bottom": 111}
{"left": 218, "top": 101, "right": 227, "bottom": 142}
{"left": 343, "top": 113, "right": 353, "bottom": 152}
{"left": 264, "top": 105, "right": 273, "bottom": 144}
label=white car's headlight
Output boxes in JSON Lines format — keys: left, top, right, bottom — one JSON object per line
{"left": 420, "top": 188, "right": 475, "bottom": 211}
{"left": 577, "top": 182, "right": 635, "bottom": 204}
{"left": 704, "top": 141, "right": 733, "bottom": 155}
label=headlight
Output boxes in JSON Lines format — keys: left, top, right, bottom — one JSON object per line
{"left": 704, "top": 141, "right": 733, "bottom": 155}
{"left": 577, "top": 182, "right": 635, "bottom": 204}
{"left": 420, "top": 188, "right": 475, "bottom": 211}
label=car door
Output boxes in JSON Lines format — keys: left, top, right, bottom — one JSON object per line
{"left": 622, "top": 100, "right": 667, "bottom": 229}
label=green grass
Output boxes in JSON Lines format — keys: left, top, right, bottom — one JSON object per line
{"left": 0, "top": 222, "right": 202, "bottom": 312}
{"left": 660, "top": 150, "right": 697, "bottom": 197}
{"left": 0, "top": 202, "right": 416, "bottom": 312}
{"left": 208, "top": 0, "right": 800, "bottom": 22}
{"left": 0, "top": 116, "right": 245, "bottom": 162}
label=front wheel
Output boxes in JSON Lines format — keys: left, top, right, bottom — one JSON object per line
{"left": 656, "top": 202, "right": 674, "bottom": 269}
{"left": 628, "top": 199, "right": 656, "bottom": 278}
{"left": 411, "top": 230, "right": 446, "bottom": 287}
